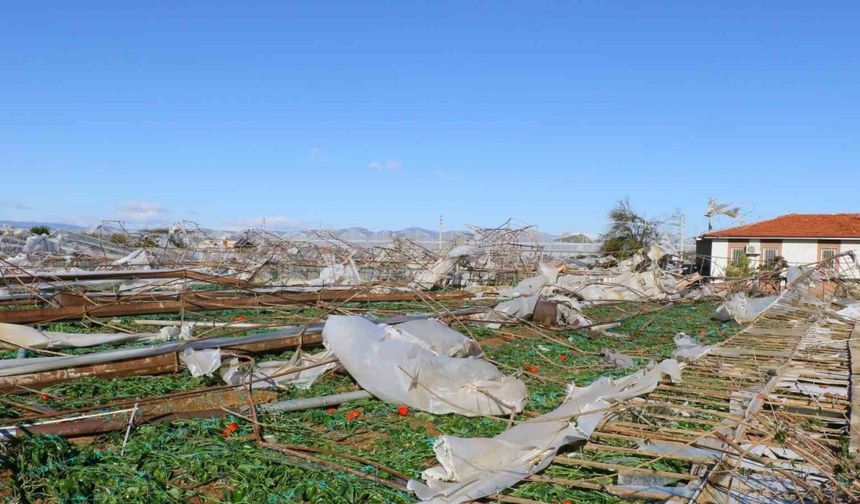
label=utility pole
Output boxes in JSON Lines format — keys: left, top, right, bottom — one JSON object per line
{"left": 438, "top": 215, "right": 443, "bottom": 252}
{"left": 261, "top": 217, "right": 266, "bottom": 231}
{"left": 679, "top": 212, "right": 686, "bottom": 264}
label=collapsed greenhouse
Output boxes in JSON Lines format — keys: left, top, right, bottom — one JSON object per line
{"left": 0, "top": 222, "right": 858, "bottom": 503}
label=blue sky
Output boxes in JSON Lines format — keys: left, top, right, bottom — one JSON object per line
{"left": 1, "top": 2, "right": 858, "bottom": 235}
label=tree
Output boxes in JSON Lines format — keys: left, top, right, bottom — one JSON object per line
{"left": 29, "top": 225, "right": 50, "bottom": 235}
{"left": 725, "top": 252, "right": 751, "bottom": 279}
{"left": 600, "top": 198, "right": 660, "bottom": 259}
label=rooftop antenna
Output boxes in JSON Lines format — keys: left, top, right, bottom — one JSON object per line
{"left": 705, "top": 198, "right": 740, "bottom": 231}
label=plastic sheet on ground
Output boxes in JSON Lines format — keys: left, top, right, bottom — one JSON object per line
{"left": 545, "top": 294, "right": 592, "bottom": 327}
{"left": 713, "top": 293, "right": 778, "bottom": 323}
{"left": 671, "top": 332, "right": 712, "bottom": 361}
{"left": 220, "top": 349, "right": 339, "bottom": 389}
{"left": 0, "top": 322, "right": 184, "bottom": 351}
{"left": 386, "top": 319, "right": 483, "bottom": 358}
{"left": 408, "top": 359, "right": 681, "bottom": 504}
{"left": 322, "top": 315, "right": 526, "bottom": 416}
{"left": 481, "top": 294, "right": 539, "bottom": 328}
{"left": 601, "top": 348, "right": 635, "bottom": 368}
{"left": 180, "top": 348, "right": 221, "bottom": 377}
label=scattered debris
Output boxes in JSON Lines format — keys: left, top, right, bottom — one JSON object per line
{"left": 408, "top": 359, "right": 681, "bottom": 503}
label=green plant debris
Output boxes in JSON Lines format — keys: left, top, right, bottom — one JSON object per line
{"left": 0, "top": 301, "right": 757, "bottom": 503}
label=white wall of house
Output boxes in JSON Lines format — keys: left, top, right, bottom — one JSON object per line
{"left": 709, "top": 239, "right": 729, "bottom": 277}
{"left": 708, "top": 238, "right": 860, "bottom": 278}
{"left": 780, "top": 240, "right": 819, "bottom": 265}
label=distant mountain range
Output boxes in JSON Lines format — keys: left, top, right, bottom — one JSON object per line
{"left": 0, "top": 221, "right": 595, "bottom": 243}
{"left": 0, "top": 220, "right": 88, "bottom": 232}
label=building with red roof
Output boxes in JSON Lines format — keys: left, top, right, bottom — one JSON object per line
{"left": 696, "top": 214, "right": 860, "bottom": 277}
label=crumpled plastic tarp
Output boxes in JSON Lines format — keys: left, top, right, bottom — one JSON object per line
{"left": 22, "top": 234, "right": 64, "bottom": 254}
{"left": 601, "top": 348, "right": 635, "bottom": 368}
{"left": 0, "top": 322, "right": 186, "bottom": 351}
{"left": 309, "top": 260, "right": 362, "bottom": 286}
{"left": 220, "top": 349, "right": 339, "bottom": 389}
{"left": 481, "top": 294, "right": 540, "bottom": 328}
{"left": 408, "top": 359, "right": 681, "bottom": 504}
{"left": 413, "top": 245, "right": 485, "bottom": 290}
{"left": 180, "top": 348, "right": 222, "bottom": 377}
{"left": 555, "top": 245, "right": 677, "bottom": 301}
{"left": 322, "top": 315, "right": 526, "bottom": 416}
{"left": 212, "top": 318, "right": 482, "bottom": 390}
{"left": 385, "top": 319, "right": 483, "bottom": 358}
{"left": 713, "top": 293, "right": 778, "bottom": 323}
{"left": 671, "top": 332, "right": 711, "bottom": 361}
{"left": 836, "top": 302, "right": 860, "bottom": 321}
{"left": 545, "top": 294, "right": 592, "bottom": 327}
{"left": 113, "top": 248, "right": 156, "bottom": 268}
{"left": 498, "top": 263, "right": 559, "bottom": 298}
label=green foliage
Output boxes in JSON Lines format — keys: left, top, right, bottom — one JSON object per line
{"left": 1, "top": 301, "right": 744, "bottom": 504}
{"left": 108, "top": 232, "right": 130, "bottom": 246}
{"left": 761, "top": 254, "right": 787, "bottom": 272}
{"left": 726, "top": 252, "right": 752, "bottom": 278}
{"left": 600, "top": 198, "right": 660, "bottom": 258}
{"left": 29, "top": 225, "right": 50, "bottom": 235}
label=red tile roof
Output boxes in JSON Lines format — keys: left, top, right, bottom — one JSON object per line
{"left": 704, "top": 214, "right": 860, "bottom": 239}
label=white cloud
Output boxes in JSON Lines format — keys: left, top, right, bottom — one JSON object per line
{"left": 369, "top": 159, "right": 402, "bottom": 171}
{"left": 308, "top": 147, "right": 322, "bottom": 160}
{"left": 115, "top": 201, "right": 169, "bottom": 222}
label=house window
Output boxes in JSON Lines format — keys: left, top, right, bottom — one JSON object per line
{"left": 730, "top": 248, "right": 745, "bottom": 263}
{"left": 763, "top": 248, "right": 778, "bottom": 264}
{"left": 820, "top": 247, "right": 837, "bottom": 266}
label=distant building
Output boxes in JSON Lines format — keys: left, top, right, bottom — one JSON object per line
{"left": 696, "top": 213, "right": 860, "bottom": 278}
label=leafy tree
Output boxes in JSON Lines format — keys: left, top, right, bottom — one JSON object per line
{"left": 29, "top": 225, "right": 50, "bottom": 235}
{"left": 600, "top": 198, "right": 660, "bottom": 258}
{"left": 726, "top": 253, "right": 752, "bottom": 278}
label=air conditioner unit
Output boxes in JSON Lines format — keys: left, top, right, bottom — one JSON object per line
{"left": 745, "top": 245, "right": 758, "bottom": 255}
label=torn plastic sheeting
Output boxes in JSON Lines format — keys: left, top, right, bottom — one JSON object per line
{"left": 220, "top": 349, "right": 339, "bottom": 390}
{"left": 836, "top": 302, "right": 860, "bottom": 321}
{"left": 635, "top": 439, "right": 722, "bottom": 462}
{"left": 614, "top": 473, "right": 695, "bottom": 499}
{"left": 308, "top": 260, "right": 362, "bottom": 286}
{"left": 387, "top": 319, "right": 482, "bottom": 358}
{"left": 775, "top": 379, "right": 847, "bottom": 398}
{"left": 112, "top": 248, "right": 156, "bottom": 267}
{"left": 0, "top": 322, "right": 185, "bottom": 351}
{"left": 481, "top": 294, "right": 539, "bottom": 328}
{"left": 713, "top": 293, "right": 778, "bottom": 323}
{"left": 322, "top": 315, "right": 526, "bottom": 416}
{"left": 181, "top": 348, "right": 221, "bottom": 377}
{"left": 544, "top": 294, "right": 592, "bottom": 328}
{"left": 498, "top": 263, "right": 559, "bottom": 298}
{"left": 408, "top": 359, "right": 681, "bottom": 504}
{"left": 601, "top": 348, "right": 635, "bottom": 369}
{"left": 412, "top": 245, "right": 485, "bottom": 289}
{"left": 224, "top": 317, "right": 479, "bottom": 389}
{"left": 671, "top": 332, "right": 712, "bottom": 362}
